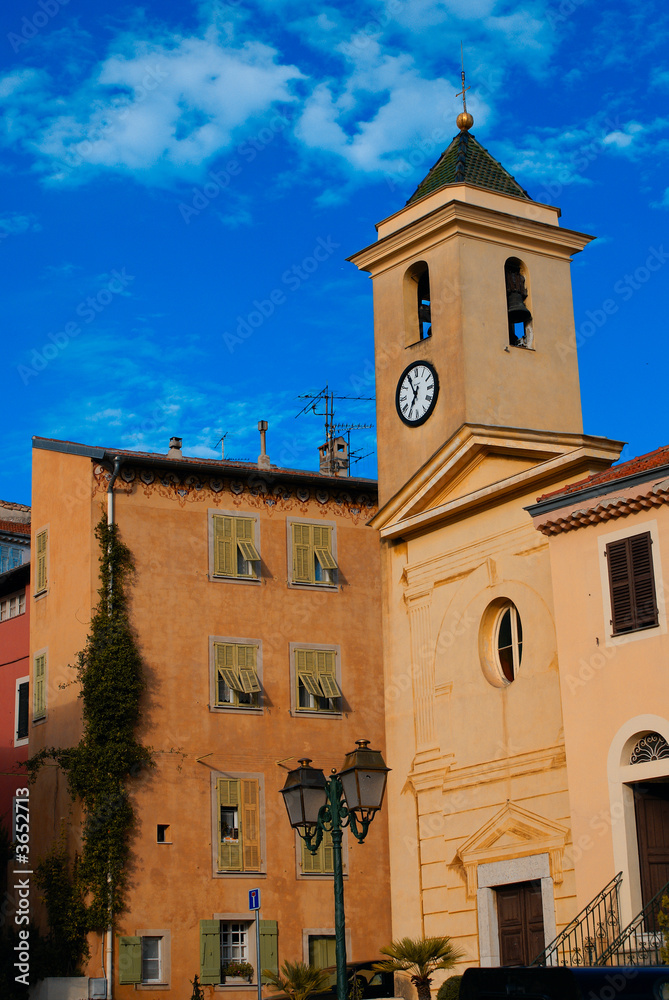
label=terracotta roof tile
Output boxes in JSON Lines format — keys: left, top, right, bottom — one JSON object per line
{"left": 0, "top": 520, "right": 30, "bottom": 534}
{"left": 538, "top": 444, "right": 669, "bottom": 502}
{"left": 33, "top": 437, "right": 377, "bottom": 487}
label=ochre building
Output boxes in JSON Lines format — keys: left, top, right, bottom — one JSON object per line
{"left": 29, "top": 434, "right": 391, "bottom": 997}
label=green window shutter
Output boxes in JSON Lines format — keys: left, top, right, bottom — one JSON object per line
{"left": 296, "top": 649, "right": 321, "bottom": 698}
{"left": 302, "top": 830, "right": 334, "bottom": 875}
{"left": 241, "top": 778, "right": 261, "bottom": 872}
{"left": 239, "top": 667, "right": 261, "bottom": 694}
{"left": 310, "top": 936, "right": 336, "bottom": 969}
{"left": 217, "top": 778, "right": 241, "bottom": 871}
{"left": 314, "top": 526, "right": 337, "bottom": 570}
{"left": 302, "top": 835, "right": 323, "bottom": 874}
{"left": 316, "top": 650, "right": 341, "bottom": 699}
{"left": 36, "top": 529, "right": 47, "bottom": 592}
{"left": 292, "top": 524, "right": 314, "bottom": 583}
{"left": 259, "top": 920, "right": 278, "bottom": 984}
{"left": 214, "top": 516, "right": 235, "bottom": 576}
{"left": 215, "top": 643, "right": 242, "bottom": 698}
{"left": 33, "top": 653, "right": 46, "bottom": 720}
{"left": 322, "top": 829, "right": 335, "bottom": 873}
{"left": 235, "top": 518, "right": 260, "bottom": 565}
{"left": 238, "top": 645, "right": 261, "bottom": 693}
{"left": 118, "top": 936, "right": 141, "bottom": 984}
{"left": 200, "top": 920, "right": 221, "bottom": 985}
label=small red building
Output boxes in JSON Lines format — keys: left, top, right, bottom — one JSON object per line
{"left": 0, "top": 505, "right": 31, "bottom": 845}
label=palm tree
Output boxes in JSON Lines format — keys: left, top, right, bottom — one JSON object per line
{"left": 263, "top": 960, "right": 333, "bottom": 1000}
{"left": 373, "top": 936, "right": 464, "bottom": 1000}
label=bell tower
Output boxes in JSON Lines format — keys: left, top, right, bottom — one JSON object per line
{"left": 349, "top": 111, "right": 592, "bottom": 505}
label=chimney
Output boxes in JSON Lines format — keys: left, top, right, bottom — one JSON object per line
{"left": 319, "top": 436, "right": 349, "bottom": 476}
{"left": 257, "top": 421, "right": 270, "bottom": 470}
{"left": 168, "top": 436, "right": 183, "bottom": 459}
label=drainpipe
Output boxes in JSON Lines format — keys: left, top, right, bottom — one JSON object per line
{"left": 105, "top": 457, "right": 120, "bottom": 1000}
{"left": 107, "top": 456, "right": 121, "bottom": 528}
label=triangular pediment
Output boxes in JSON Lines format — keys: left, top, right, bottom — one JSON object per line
{"left": 456, "top": 801, "right": 569, "bottom": 898}
{"left": 458, "top": 801, "right": 567, "bottom": 862}
{"left": 370, "top": 423, "right": 623, "bottom": 539}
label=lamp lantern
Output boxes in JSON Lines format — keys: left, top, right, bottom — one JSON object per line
{"left": 337, "top": 740, "right": 389, "bottom": 817}
{"left": 279, "top": 758, "right": 327, "bottom": 829}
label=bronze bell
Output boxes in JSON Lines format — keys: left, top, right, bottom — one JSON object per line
{"left": 418, "top": 302, "right": 432, "bottom": 324}
{"left": 507, "top": 291, "right": 532, "bottom": 325}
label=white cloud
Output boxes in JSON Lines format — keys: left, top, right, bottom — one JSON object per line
{"left": 294, "top": 43, "right": 487, "bottom": 178}
{"left": 0, "top": 26, "right": 303, "bottom": 187}
{"left": 602, "top": 122, "right": 643, "bottom": 149}
{"left": 0, "top": 212, "right": 41, "bottom": 235}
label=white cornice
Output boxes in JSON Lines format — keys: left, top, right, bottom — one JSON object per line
{"left": 371, "top": 424, "right": 623, "bottom": 539}
{"left": 348, "top": 199, "right": 593, "bottom": 276}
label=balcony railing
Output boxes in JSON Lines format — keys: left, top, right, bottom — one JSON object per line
{"left": 531, "top": 872, "right": 622, "bottom": 967}
{"left": 597, "top": 880, "right": 669, "bottom": 967}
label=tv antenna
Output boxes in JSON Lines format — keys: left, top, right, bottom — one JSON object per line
{"left": 296, "top": 385, "right": 375, "bottom": 475}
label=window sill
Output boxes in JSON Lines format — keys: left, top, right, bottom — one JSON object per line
{"left": 14, "top": 737, "right": 29, "bottom": 748}
{"left": 210, "top": 706, "right": 263, "bottom": 715}
{"left": 611, "top": 622, "right": 660, "bottom": 638}
{"left": 299, "top": 873, "right": 347, "bottom": 880}
{"left": 32, "top": 716, "right": 47, "bottom": 726}
{"left": 291, "top": 710, "right": 342, "bottom": 720}
{"left": 287, "top": 582, "right": 338, "bottom": 593}
{"left": 209, "top": 575, "right": 261, "bottom": 586}
{"left": 213, "top": 871, "right": 267, "bottom": 879}
{"left": 33, "top": 590, "right": 48, "bottom": 601}
{"left": 135, "top": 983, "right": 170, "bottom": 990}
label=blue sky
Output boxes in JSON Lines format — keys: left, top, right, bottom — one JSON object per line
{"left": 2, "top": 0, "right": 668, "bottom": 506}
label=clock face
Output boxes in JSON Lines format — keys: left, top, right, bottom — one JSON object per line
{"left": 396, "top": 361, "right": 439, "bottom": 426}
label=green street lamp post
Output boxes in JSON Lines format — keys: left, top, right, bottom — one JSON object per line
{"left": 280, "top": 740, "right": 390, "bottom": 1000}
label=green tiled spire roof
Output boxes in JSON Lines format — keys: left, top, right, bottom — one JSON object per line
{"left": 407, "top": 131, "right": 530, "bottom": 204}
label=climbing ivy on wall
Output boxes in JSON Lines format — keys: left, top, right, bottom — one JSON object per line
{"left": 28, "top": 514, "right": 153, "bottom": 948}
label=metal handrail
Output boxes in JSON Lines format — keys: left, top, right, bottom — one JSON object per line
{"left": 531, "top": 872, "right": 623, "bottom": 967}
{"left": 597, "top": 879, "right": 669, "bottom": 967}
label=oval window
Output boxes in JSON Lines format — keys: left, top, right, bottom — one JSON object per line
{"left": 495, "top": 602, "right": 523, "bottom": 682}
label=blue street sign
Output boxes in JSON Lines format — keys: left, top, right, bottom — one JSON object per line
{"left": 249, "top": 888, "right": 260, "bottom": 910}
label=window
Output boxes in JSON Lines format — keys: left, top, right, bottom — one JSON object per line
{"left": 211, "top": 512, "right": 260, "bottom": 580}
{"left": 403, "top": 261, "right": 432, "bottom": 345}
{"left": 212, "top": 640, "right": 261, "bottom": 709}
{"left": 309, "top": 936, "right": 336, "bottom": 969}
{"left": 156, "top": 824, "right": 170, "bottom": 843}
{"left": 35, "top": 529, "right": 47, "bottom": 593}
{"left": 479, "top": 600, "right": 523, "bottom": 688}
{"left": 0, "top": 543, "right": 25, "bottom": 574}
{"left": 293, "top": 646, "right": 342, "bottom": 714}
{"left": 606, "top": 532, "right": 659, "bottom": 635}
{"left": 0, "top": 590, "right": 26, "bottom": 621}
{"left": 289, "top": 521, "right": 338, "bottom": 587}
{"left": 301, "top": 829, "right": 335, "bottom": 875}
{"left": 141, "top": 937, "right": 161, "bottom": 982}
{"left": 216, "top": 777, "right": 262, "bottom": 872}
{"left": 505, "top": 257, "right": 533, "bottom": 348}
{"left": 495, "top": 602, "right": 522, "bottom": 683}
{"left": 118, "top": 932, "right": 170, "bottom": 986}
{"left": 15, "top": 678, "right": 29, "bottom": 745}
{"left": 33, "top": 651, "right": 46, "bottom": 721}
{"left": 200, "top": 918, "right": 278, "bottom": 986}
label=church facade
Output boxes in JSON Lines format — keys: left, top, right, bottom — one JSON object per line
{"left": 350, "top": 118, "right": 629, "bottom": 969}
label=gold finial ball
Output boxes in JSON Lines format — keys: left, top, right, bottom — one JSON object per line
{"left": 457, "top": 111, "right": 474, "bottom": 131}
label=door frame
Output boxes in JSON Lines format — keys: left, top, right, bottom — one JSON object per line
{"left": 476, "top": 854, "right": 557, "bottom": 967}
{"left": 607, "top": 715, "right": 669, "bottom": 926}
